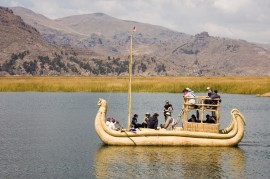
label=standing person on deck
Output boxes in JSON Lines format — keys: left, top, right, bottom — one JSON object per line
{"left": 183, "top": 88, "right": 199, "bottom": 119}
{"left": 163, "top": 100, "right": 173, "bottom": 122}
{"left": 183, "top": 88, "right": 196, "bottom": 105}
{"left": 210, "top": 90, "right": 221, "bottom": 104}
{"left": 205, "top": 87, "right": 214, "bottom": 104}
{"left": 206, "top": 87, "right": 213, "bottom": 97}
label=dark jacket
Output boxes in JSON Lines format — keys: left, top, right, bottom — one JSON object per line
{"left": 211, "top": 93, "right": 220, "bottom": 99}
{"left": 147, "top": 116, "right": 158, "bottom": 129}
{"left": 132, "top": 117, "right": 138, "bottom": 126}
{"left": 163, "top": 104, "right": 173, "bottom": 116}
{"left": 210, "top": 92, "right": 221, "bottom": 104}
{"left": 205, "top": 117, "right": 216, "bottom": 123}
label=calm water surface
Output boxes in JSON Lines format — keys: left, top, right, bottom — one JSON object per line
{"left": 0, "top": 92, "right": 269, "bottom": 178}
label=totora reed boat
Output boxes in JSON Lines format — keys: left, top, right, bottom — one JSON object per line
{"left": 94, "top": 27, "right": 246, "bottom": 146}
{"left": 95, "top": 98, "right": 246, "bottom": 146}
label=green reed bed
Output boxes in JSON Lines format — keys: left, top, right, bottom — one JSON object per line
{"left": 0, "top": 76, "right": 270, "bottom": 94}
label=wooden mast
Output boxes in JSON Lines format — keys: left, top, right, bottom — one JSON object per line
{"left": 127, "top": 28, "right": 134, "bottom": 130}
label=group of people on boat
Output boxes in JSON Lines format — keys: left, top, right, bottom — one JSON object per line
{"left": 131, "top": 112, "right": 160, "bottom": 130}
{"left": 183, "top": 86, "right": 221, "bottom": 106}
{"left": 129, "top": 100, "right": 175, "bottom": 131}
{"left": 105, "top": 117, "right": 122, "bottom": 130}
{"left": 105, "top": 86, "right": 221, "bottom": 131}
{"left": 205, "top": 87, "right": 221, "bottom": 105}
{"left": 188, "top": 114, "right": 216, "bottom": 123}
{"left": 183, "top": 86, "right": 221, "bottom": 124}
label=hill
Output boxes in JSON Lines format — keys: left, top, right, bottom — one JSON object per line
{"left": 0, "top": 7, "right": 104, "bottom": 76}
{"left": 0, "top": 7, "right": 61, "bottom": 75}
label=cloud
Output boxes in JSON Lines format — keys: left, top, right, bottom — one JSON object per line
{"left": 213, "top": 0, "right": 249, "bottom": 13}
{"left": 1, "top": 0, "right": 270, "bottom": 43}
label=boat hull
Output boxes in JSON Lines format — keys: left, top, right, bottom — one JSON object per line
{"left": 95, "top": 99, "right": 245, "bottom": 146}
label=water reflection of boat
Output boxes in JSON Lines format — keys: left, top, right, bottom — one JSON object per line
{"left": 95, "top": 98, "right": 246, "bottom": 146}
{"left": 94, "top": 146, "right": 245, "bottom": 179}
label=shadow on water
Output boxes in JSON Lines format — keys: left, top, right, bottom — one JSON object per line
{"left": 94, "top": 145, "right": 246, "bottom": 179}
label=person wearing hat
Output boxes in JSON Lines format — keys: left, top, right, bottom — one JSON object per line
{"left": 147, "top": 113, "right": 159, "bottom": 129}
{"left": 206, "top": 87, "right": 213, "bottom": 97}
{"left": 160, "top": 112, "right": 173, "bottom": 130}
{"left": 141, "top": 112, "right": 150, "bottom": 128}
{"left": 183, "top": 88, "right": 199, "bottom": 119}
{"left": 182, "top": 88, "right": 196, "bottom": 105}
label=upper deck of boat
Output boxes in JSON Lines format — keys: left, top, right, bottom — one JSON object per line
{"left": 180, "top": 96, "right": 221, "bottom": 133}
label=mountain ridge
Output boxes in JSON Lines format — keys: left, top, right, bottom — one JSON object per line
{"left": 1, "top": 6, "right": 270, "bottom": 76}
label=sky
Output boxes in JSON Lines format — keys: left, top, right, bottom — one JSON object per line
{"left": 1, "top": 0, "right": 270, "bottom": 44}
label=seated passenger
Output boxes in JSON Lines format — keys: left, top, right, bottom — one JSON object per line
{"left": 147, "top": 113, "right": 159, "bottom": 129}
{"left": 114, "top": 120, "right": 122, "bottom": 131}
{"left": 129, "top": 124, "right": 136, "bottom": 132}
{"left": 141, "top": 112, "right": 150, "bottom": 128}
{"left": 205, "top": 114, "right": 216, "bottom": 123}
{"left": 188, "top": 114, "right": 197, "bottom": 122}
{"left": 132, "top": 114, "right": 142, "bottom": 128}
{"left": 105, "top": 117, "right": 111, "bottom": 126}
{"left": 108, "top": 118, "right": 116, "bottom": 129}
{"left": 160, "top": 112, "right": 173, "bottom": 130}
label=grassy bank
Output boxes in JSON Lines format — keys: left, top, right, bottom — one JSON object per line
{"left": 0, "top": 76, "right": 270, "bottom": 94}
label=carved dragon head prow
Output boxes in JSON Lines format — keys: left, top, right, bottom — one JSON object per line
{"left": 97, "top": 98, "right": 107, "bottom": 114}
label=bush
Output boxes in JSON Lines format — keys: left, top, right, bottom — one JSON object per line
{"left": 23, "top": 60, "right": 37, "bottom": 75}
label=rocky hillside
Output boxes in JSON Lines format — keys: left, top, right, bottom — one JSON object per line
{"left": 0, "top": 7, "right": 76, "bottom": 75}
{"left": 1, "top": 6, "right": 270, "bottom": 76}
{"left": 0, "top": 7, "right": 61, "bottom": 75}
{"left": 0, "top": 7, "right": 132, "bottom": 76}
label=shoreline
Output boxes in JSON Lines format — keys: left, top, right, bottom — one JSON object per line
{"left": 256, "top": 93, "right": 270, "bottom": 97}
{"left": 0, "top": 76, "right": 270, "bottom": 94}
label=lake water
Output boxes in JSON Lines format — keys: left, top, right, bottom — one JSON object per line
{"left": 0, "top": 92, "right": 269, "bottom": 178}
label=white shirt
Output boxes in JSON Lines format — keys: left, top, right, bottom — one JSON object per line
{"left": 108, "top": 122, "right": 116, "bottom": 130}
{"left": 106, "top": 121, "right": 111, "bottom": 126}
{"left": 184, "top": 92, "right": 196, "bottom": 104}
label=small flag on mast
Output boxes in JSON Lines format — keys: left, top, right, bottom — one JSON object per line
{"left": 132, "top": 26, "right": 136, "bottom": 32}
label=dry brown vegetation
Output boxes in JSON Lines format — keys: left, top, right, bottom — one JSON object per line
{"left": 0, "top": 76, "right": 269, "bottom": 94}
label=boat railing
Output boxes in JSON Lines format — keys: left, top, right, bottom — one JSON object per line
{"left": 183, "top": 96, "right": 221, "bottom": 109}
{"left": 180, "top": 96, "right": 221, "bottom": 133}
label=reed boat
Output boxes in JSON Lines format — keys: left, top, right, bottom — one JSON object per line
{"left": 95, "top": 97, "right": 245, "bottom": 146}
{"left": 94, "top": 27, "right": 246, "bottom": 146}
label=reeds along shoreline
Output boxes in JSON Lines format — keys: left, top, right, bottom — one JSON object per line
{"left": 0, "top": 76, "right": 270, "bottom": 94}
